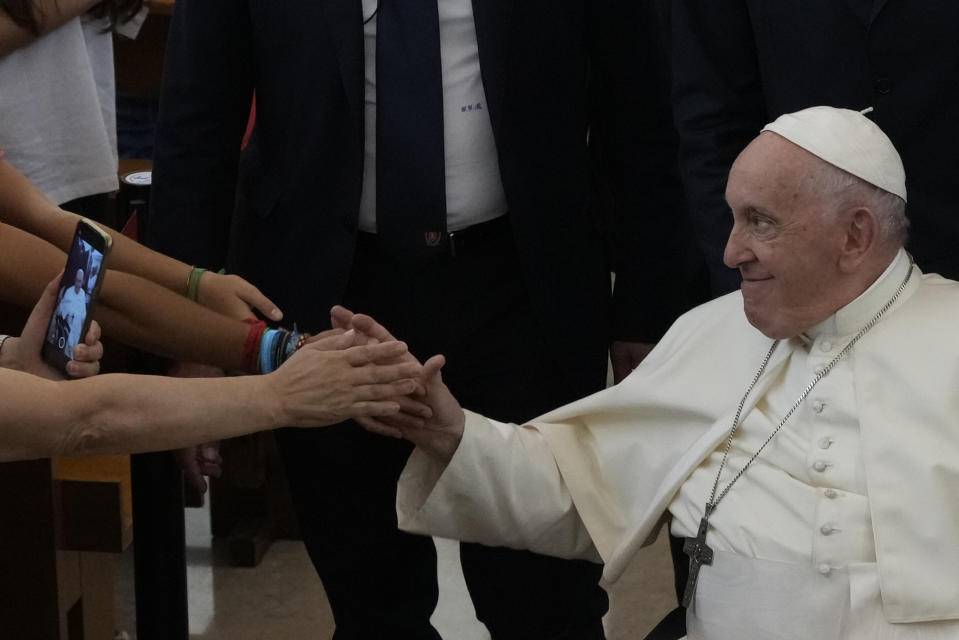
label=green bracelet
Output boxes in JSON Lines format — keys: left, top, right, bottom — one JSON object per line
{"left": 187, "top": 267, "right": 207, "bottom": 301}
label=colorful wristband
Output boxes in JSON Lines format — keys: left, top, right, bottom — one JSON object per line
{"left": 242, "top": 320, "right": 267, "bottom": 374}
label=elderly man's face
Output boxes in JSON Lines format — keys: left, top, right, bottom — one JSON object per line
{"left": 723, "top": 133, "right": 848, "bottom": 338}
{"left": 74, "top": 269, "right": 85, "bottom": 289}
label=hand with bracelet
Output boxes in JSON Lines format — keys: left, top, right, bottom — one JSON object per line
{"left": 187, "top": 266, "right": 283, "bottom": 323}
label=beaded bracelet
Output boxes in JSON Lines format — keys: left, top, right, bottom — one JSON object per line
{"left": 256, "top": 326, "right": 311, "bottom": 374}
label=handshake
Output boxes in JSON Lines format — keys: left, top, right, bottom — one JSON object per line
{"left": 274, "top": 305, "right": 465, "bottom": 462}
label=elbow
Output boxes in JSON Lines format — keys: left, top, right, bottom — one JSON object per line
{"left": 54, "top": 421, "right": 112, "bottom": 458}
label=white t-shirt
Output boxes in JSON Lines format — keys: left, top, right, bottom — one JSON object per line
{"left": 358, "top": 0, "right": 508, "bottom": 233}
{"left": 0, "top": 15, "right": 118, "bottom": 204}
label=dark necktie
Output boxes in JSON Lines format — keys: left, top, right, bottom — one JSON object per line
{"left": 375, "top": 0, "right": 447, "bottom": 262}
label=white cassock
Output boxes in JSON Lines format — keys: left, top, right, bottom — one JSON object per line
{"left": 397, "top": 250, "right": 959, "bottom": 639}
{"left": 59, "top": 285, "right": 88, "bottom": 358}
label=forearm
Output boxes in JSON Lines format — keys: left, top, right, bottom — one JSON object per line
{"left": 96, "top": 270, "right": 248, "bottom": 369}
{"left": 0, "top": 368, "right": 277, "bottom": 461}
{"left": 0, "top": 224, "right": 249, "bottom": 369}
{"left": 398, "top": 411, "right": 598, "bottom": 561}
{"left": 0, "top": 158, "right": 194, "bottom": 294}
{"left": 0, "top": 0, "right": 99, "bottom": 57}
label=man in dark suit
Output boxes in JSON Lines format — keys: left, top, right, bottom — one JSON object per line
{"left": 673, "top": 0, "right": 959, "bottom": 296}
{"left": 149, "top": 0, "right": 704, "bottom": 637}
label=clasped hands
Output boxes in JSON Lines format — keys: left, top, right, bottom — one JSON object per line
{"left": 329, "top": 305, "right": 466, "bottom": 463}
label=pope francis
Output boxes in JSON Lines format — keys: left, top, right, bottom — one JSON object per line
{"left": 351, "top": 106, "right": 959, "bottom": 639}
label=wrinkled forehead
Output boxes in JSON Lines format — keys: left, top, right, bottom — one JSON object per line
{"left": 727, "top": 133, "right": 830, "bottom": 202}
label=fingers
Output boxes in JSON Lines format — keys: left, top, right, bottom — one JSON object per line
{"left": 304, "top": 328, "right": 357, "bottom": 352}
{"left": 195, "top": 442, "right": 222, "bottom": 478}
{"left": 175, "top": 446, "right": 209, "bottom": 496}
{"left": 20, "top": 271, "right": 63, "bottom": 344}
{"left": 355, "top": 415, "right": 404, "bottom": 439}
{"left": 419, "top": 354, "right": 446, "bottom": 388}
{"left": 305, "top": 328, "right": 345, "bottom": 345}
{"left": 350, "top": 314, "right": 398, "bottom": 343}
{"left": 66, "top": 321, "right": 103, "bottom": 378}
{"left": 355, "top": 379, "right": 419, "bottom": 401}
{"left": 66, "top": 358, "right": 100, "bottom": 378}
{"left": 84, "top": 320, "right": 101, "bottom": 345}
{"left": 357, "top": 361, "right": 423, "bottom": 385}
{"left": 344, "top": 340, "right": 412, "bottom": 366}
{"left": 235, "top": 276, "right": 283, "bottom": 321}
{"left": 330, "top": 305, "right": 355, "bottom": 330}
{"left": 393, "top": 394, "right": 433, "bottom": 419}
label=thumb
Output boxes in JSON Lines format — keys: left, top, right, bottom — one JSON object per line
{"left": 21, "top": 271, "right": 63, "bottom": 345}
{"left": 330, "top": 305, "right": 355, "bottom": 331}
{"left": 417, "top": 354, "right": 447, "bottom": 395}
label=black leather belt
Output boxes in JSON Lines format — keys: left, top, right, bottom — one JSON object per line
{"left": 358, "top": 214, "right": 510, "bottom": 258}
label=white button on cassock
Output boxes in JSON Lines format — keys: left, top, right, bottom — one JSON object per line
{"left": 824, "top": 488, "right": 839, "bottom": 499}
{"left": 818, "top": 437, "right": 833, "bottom": 449}
{"left": 820, "top": 524, "right": 836, "bottom": 535}
{"left": 814, "top": 365, "right": 826, "bottom": 375}
{"left": 813, "top": 461, "right": 829, "bottom": 472}
{"left": 818, "top": 564, "right": 832, "bottom": 576}
{"left": 812, "top": 400, "right": 825, "bottom": 413}
{"left": 821, "top": 341, "right": 833, "bottom": 352}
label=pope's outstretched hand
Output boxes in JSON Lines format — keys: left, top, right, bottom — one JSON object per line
{"left": 330, "top": 305, "right": 466, "bottom": 463}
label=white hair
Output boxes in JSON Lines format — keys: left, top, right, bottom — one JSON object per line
{"left": 810, "top": 160, "right": 909, "bottom": 248}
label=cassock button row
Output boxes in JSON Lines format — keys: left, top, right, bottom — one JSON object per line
{"left": 812, "top": 400, "right": 826, "bottom": 413}
{"left": 818, "top": 437, "right": 833, "bottom": 449}
{"left": 813, "top": 461, "right": 829, "bottom": 472}
{"left": 819, "top": 563, "right": 832, "bottom": 576}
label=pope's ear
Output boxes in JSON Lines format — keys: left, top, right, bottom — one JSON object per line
{"left": 838, "top": 206, "right": 880, "bottom": 273}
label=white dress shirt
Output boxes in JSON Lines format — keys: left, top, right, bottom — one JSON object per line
{"left": 358, "top": 0, "right": 508, "bottom": 233}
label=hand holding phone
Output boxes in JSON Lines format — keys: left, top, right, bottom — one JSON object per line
{"left": 41, "top": 218, "right": 112, "bottom": 376}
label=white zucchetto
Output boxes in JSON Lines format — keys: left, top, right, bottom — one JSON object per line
{"left": 762, "top": 106, "right": 907, "bottom": 202}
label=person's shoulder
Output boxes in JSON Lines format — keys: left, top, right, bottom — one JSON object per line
{"left": 909, "top": 272, "right": 959, "bottom": 310}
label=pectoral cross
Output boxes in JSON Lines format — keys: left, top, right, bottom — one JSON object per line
{"left": 681, "top": 515, "right": 714, "bottom": 607}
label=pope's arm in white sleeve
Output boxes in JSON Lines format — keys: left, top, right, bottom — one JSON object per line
{"left": 355, "top": 349, "right": 601, "bottom": 562}
{"left": 397, "top": 408, "right": 600, "bottom": 562}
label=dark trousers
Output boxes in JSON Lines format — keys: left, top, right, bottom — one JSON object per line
{"left": 276, "top": 218, "right": 608, "bottom": 639}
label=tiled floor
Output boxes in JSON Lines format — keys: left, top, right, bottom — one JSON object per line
{"left": 115, "top": 502, "right": 677, "bottom": 639}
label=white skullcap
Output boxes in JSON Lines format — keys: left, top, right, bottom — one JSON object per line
{"left": 761, "top": 106, "right": 907, "bottom": 202}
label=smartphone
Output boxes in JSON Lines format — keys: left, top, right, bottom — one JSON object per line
{"left": 42, "top": 218, "right": 113, "bottom": 375}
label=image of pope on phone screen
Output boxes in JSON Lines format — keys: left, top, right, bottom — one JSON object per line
{"left": 45, "top": 226, "right": 108, "bottom": 362}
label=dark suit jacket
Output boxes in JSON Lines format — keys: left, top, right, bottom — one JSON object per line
{"left": 673, "top": 0, "right": 959, "bottom": 295}
{"left": 149, "top": 0, "right": 704, "bottom": 397}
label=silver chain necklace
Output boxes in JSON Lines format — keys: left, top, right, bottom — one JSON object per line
{"left": 681, "top": 259, "right": 915, "bottom": 608}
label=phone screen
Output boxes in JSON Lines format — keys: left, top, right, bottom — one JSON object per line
{"left": 42, "top": 220, "right": 111, "bottom": 373}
